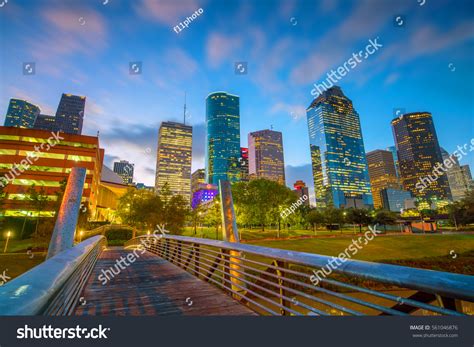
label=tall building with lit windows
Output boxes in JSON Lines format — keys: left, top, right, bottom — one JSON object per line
{"left": 440, "top": 148, "right": 469, "bottom": 201}
{"left": 366, "top": 149, "right": 401, "bottom": 208}
{"left": 248, "top": 129, "right": 286, "bottom": 185}
{"left": 113, "top": 160, "right": 134, "bottom": 185}
{"left": 0, "top": 126, "right": 103, "bottom": 218}
{"left": 54, "top": 93, "right": 86, "bottom": 135}
{"left": 306, "top": 86, "right": 372, "bottom": 208}
{"left": 155, "top": 121, "right": 192, "bottom": 202}
{"left": 205, "top": 92, "right": 240, "bottom": 186}
{"left": 391, "top": 112, "right": 451, "bottom": 201}
{"left": 4, "top": 99, "right": 40, "bottom": 128}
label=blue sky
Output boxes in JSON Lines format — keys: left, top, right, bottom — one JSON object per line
{"left": 0, "top": 0, "right": 473, "bottom": 201}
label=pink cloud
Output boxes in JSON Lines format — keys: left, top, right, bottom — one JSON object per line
{"left": 206, "top": 33, "right": 242, "bottom": 68}
{"left": 135, "top": 0, "right": 201, "bottom": 26}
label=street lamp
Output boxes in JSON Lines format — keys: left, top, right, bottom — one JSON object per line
{"left": 3, "top": 231, "right": 11, "bottom": 253}
{"left": 79, "top": 230, "right": 84, "bottom": 242}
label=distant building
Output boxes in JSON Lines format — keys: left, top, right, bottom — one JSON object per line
{"left": 191, "top": 183, "right": 218, "bottom": 209}
{"left": 461, "top": 165, "right": 473, "bottom": 190}
{"left": 248, "top": 129, "right": 285, "bottom": 185}
{"left": 293, "top": 180, "right": 310, "bottom": 206}
{"left": 205, "top": 92, "right": 241, "bottom": 185}
{"left": 97, "top": 166, "right": 129, "bottom": 221}
{"left": 386, "top": 145, "right": 400, "bottom": 178}
{"left": 440, "top": 148, "right": 470, "bottom": 201}
{"left": 366, "top": 149, "right": 401, "bottom": 209}
{"left": 135, "top": 183, "right": 154, "bottom": 191}
{"left": 34, "top": 114, "right": 57, "bottom": 132}
{"left": 113, "top": 160, "right": 134, "bottom": 185}
{"left": 391, "top": 112, "right": 451, "bottom": 201}
{"left": 4, "top": 99, "right": 40, "bottom": 128}
{"left": 54, "top": 93, "right": 86, "bottom": 135}
{"left": 239, "top": 147, "right": 249, "bottom": 181}
{"left": 191, "top": 169, "right": 206, "bottom": 193}
{"left": 155, "top": 121, "right": 192, "bottom": 202}
{"left": 381, "top": 188, "right": 412, "bottom": 212}
{"left": 306, "top": 86, "right": 373, "bottom": 208}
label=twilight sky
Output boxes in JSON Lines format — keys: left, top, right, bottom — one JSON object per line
{"left": 0, "top": 0, "right": 473, "bottom": 201}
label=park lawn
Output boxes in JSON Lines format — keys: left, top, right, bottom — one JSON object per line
{"left": 248, "top": 234, "right": 474, "bottom": 262}
{"left": 0, "top": 253, "right": 47, "bottom": 281}
{"left": 0, "top": 238, "right": 48, "bottom": 253}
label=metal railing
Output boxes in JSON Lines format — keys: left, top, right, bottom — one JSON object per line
{"left": 125, "top": 235, "right": 474, "bottom": 316}
{"left": 0, "top": 236, "right": 106, "bottom": 316}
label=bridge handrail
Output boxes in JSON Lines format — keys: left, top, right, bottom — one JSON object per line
{"left": 126, "top": 234, "right": 474, "bottom": 315}
{"left": 0, "top": 235, "right": 106, "bottom": 315}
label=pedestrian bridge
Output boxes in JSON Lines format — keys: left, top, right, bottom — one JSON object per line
{"left": 1, "top": 234, "right": 473, "bottom": 316}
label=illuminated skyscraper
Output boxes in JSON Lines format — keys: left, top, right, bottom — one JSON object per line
{"left": 205, "top": 92, "right": 240, "bottom": 185}
{"left": 391, "top": 112, "right": 450, "bottom": 201}
{"left": 440, "top": 148, "right": 470, "bottom": 201}
{"left": 113, "top": 160, "right": 134, "bottom": 185}
{"left": 55, "top": 93, "right": 86, "bottom": 134}
{"left": 293, "top": 180, "right": 310, "bottom": 206}
{"left": 366, "top": 149, "right": 401, "bottom": 208}
{"left": 239, "top": 147, "right": 249, "bottom": 181}
{"left": 155, "top": 121, "right": 192, "bottom": 202}
{"left": 34, "top": 114, "right": 57, "bottom": 131}
{"left": 248, "top": 129, "right": 286, "bottom": 185}
{"left": 306, "top": 86, "right": 372, "bottom": 208}
{"left": 4, "top": 99, "right": 40, "bottom": 128}
{"left": 386, "top": 145, "right": 400, "bottom": 178}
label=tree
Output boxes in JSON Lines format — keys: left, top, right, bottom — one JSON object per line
{"left": 306, "top": 209, "right": 324, "bottom": 232}
{"left": 324, "top": 207, "right": 344, "bottom": 230}
{"left": 203, "top": 199, "right": 221, "bottom": 239}
{"left": 232, "top": 178, "right": 296, "bottom": 231}
{"left": 346, "top": 208, "right": 372, "bottom": 233}
{"left": 189, "top": 204, "right": 204, "bottom": 235}
{"left": 374, "top": 210, "right": 396, "bottom": 232}
{"left": 26, "top": 185, "right": 50, "bottom": 239}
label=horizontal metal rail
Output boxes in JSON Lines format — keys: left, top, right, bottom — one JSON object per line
{"left": 125, "top": 235, "right": 474, "bottom": 316}
{"left": 0, "top": 236, "right": 107, "bottom": 316}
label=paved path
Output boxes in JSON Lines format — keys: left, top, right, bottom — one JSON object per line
{"left": 75, "top": 247, "right": 255, "bottom": 316}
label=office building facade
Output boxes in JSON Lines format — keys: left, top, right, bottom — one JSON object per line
{"left": 205, "top": 92, "right": 241, "bottom": 185}
{"left": 386, "top": 145, "right": 400, "bottom": 178}
{"left": 34, "top": 114, "right": 57, "bottom": 132}
{"left": 113, "top": 160, "right": 134, "bottom": 185}
{"left": 381, "top": 188, "right": 413, "bottom": 212}
{"left": 440, "top": 148, "right": 470, "bottom": 201}
{"left": 54, "top": 93, "right": 86, "bottom": 135}
{"left": 391, "top": 112, "right": 451, "bottom": 201}
{"left": 366, "top": 149, "right": 401, "bottom": 209}
{"left": 306, "top": 86, "right": 373, "bottom": 208}
{"left": 191, "top": 169, "right": 206, "bottom": 193}
{"left": 155, "top": 121, "right": 192, "bottom": 202}
{"left": 4, "top": 99, "right": 40, "bottom": 128}
{"left": 248, "top": 129, "right": 285, "bottom": 185}
{"left": 293, "top": 180, "right": 310, "bottom": 206}
{"left": 239, "top": 147, "right": 249, "bottom": 181}
{"left": 0, "top": 126, "right": 103, "bottom": 217}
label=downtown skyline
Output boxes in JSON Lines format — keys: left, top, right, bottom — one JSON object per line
{"left": 1, "top": 0, "right": 473, "bottom": 205}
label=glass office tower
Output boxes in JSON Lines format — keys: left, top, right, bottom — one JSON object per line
{"left": 306, "top": 86, "right": 372, "bottom": 208}
{"left": 248, "top": 129, "right": 286, "bottom": 185}
{"left": 155, "top": 121, "right": 193, "bottom": 202}
{"left": 4, "top": 99, "right": 40, "bottom": 128}
{"left": 391, "top": 112, "right": 451, "bottom": 201}
{"left": 55, "top": 93, "right": 86, "bottom": 134}
{"left": 205, "top": 92, "right": 241, "bottom": 185}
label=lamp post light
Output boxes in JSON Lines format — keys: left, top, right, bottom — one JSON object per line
{"left": 3, "top": 231, "right": 11, "bottom": 253}
{"left": 79, "top": 230, "right": 84, "bottom": 243}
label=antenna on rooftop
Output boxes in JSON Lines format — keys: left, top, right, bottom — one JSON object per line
{"left": 183, "top": 92, "right": 187, "bottom": 125}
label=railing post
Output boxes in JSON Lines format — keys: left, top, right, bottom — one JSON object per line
{"left": 274, "top": 260, "right": 291, "bottom": 316}
{"left": 194, "top": 243, "right": 200, "bottom": 278}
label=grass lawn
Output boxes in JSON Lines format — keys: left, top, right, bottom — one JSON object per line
{"left": 248, "top": 234, "right": 474, "bottom": 262}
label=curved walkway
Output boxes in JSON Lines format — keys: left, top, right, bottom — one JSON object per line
{"left": 75, "top": 247, "right": 255, "bottom": 316}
